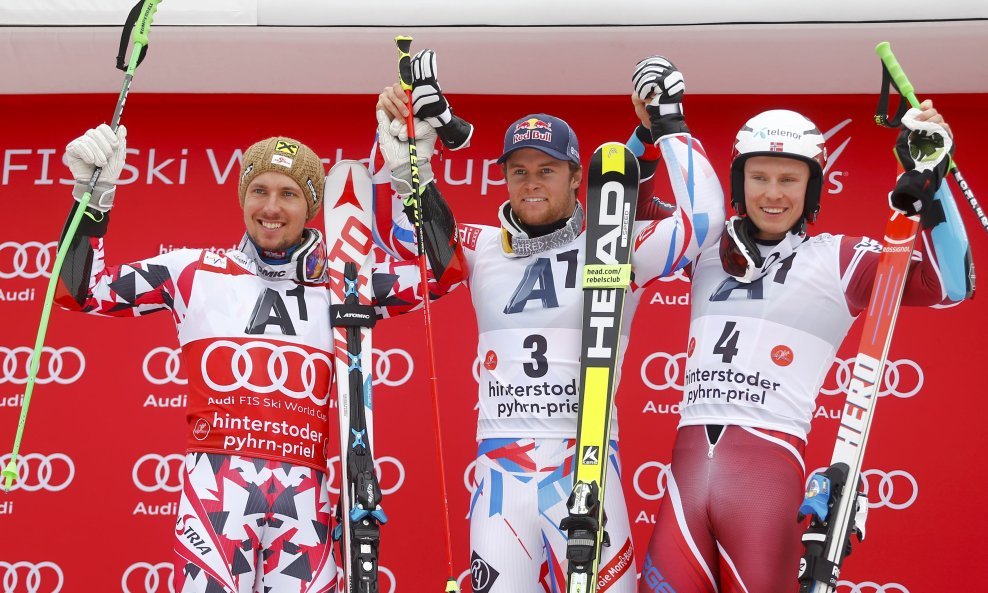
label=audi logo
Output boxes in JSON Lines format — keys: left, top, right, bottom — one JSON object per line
{"left": 0, "top": 562, "right": 63, "bottom": 593}
{"left": 0, "top": 453, "right": 74, "bottom": 492}
{"left": 821, "top": 357, "right": 923, "bottom": 399}
{"left": 0, "top": 347, "right": 85, "bottom": 385}
{"left": 143, "top": 347, "right": 186, "bottom": 385}
{"left": 640, "top": 352, "right": 686, "bottom": 392}
{"left": 632, "top": 460, "right": 672, "bottom": 501}
{"left": 122, "top": 562, "right": 175, "bottom": 593}
{"left": 0, "top": 241, "right": 56, "bottom": 280}
{"left": 463, "top": 459, "right": 480, "bottom": 502}
{"left": 807, "top": 467, "right": 918, "bottom": 511}
{"left": 132, "top": 454, "right": 185, "bottom": 493}
{"left": 326, "top": 455, "right": 404, "bottom": 496}
{"left": 836, "top": 582, "right": 910, "bottom": 593}
{"left": 657, "top": 268, "right": 689, "bottom": 284}
{"left": 201, "top": 340, "right": 331, "bottom": 405}
{"left": 372, "top": 348, "right": 413, "bottom": 387}
{"left": 456, "top": 569, "right": 471, "bottom": 593}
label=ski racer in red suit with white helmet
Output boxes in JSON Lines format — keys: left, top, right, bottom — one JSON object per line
{"left": 636, "top": 87, "right": 975, "bottom": 591}
{"left": 55, "top": 128, "right": 464, "bottom": 593}
{"left": 374, "top": 51, "right": 725, "bottom": 593}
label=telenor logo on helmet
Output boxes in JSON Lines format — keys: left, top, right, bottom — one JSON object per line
{"left": 754, "top": 127, "right": 804, "bottom": 140}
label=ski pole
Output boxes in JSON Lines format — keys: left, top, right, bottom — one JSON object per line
{"left": 875, "top": 42, "right": 987, "bottom": 234}
{"left": 394, "top": 35, "right": 460, "bottom": 593}
{"left": 2, "top": 0, "right": 163, "bottom": 492}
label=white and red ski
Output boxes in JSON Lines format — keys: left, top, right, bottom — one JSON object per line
{"left": 324, "top": 160, "right": 386, "bottom": 593}
{"left": 798, "top": 209, "right": 920, "bottom": 592}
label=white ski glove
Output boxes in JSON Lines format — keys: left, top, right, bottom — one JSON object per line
{"left": 632, "top": 56, "right": 689, "bottom": 138}
{"left": 65, "top": 124, "right": 128, "bottom": 212}
{"left": 376, "top": 109, "right": 437, "bottom": 197}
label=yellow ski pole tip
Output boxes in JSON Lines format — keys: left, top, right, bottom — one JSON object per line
{"left": 2, "top": 461, "right": 17, "bottom": 492}
{"left": 445, "top": 578, "right": 460, "bottom": 592}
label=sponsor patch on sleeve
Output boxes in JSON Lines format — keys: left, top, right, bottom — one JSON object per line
{"left": 459, "top": 224, "right": 482, "bottom": 250}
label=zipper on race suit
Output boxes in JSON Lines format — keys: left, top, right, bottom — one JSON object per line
{"left": 705, "top": 425, "right": 724, "bottom": 459}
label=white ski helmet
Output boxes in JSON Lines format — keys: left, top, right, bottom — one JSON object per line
{"left": 731, "top": 109, "right": 827, "bottom": 223}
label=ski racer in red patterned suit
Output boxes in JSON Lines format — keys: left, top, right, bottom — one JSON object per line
{"left": 634, "top": 65, "right": 976, "bottom": 592}
{"left": 374, "top": 51, "right": 724, "bottom": 593}
{"left": 54, "top": 129, "right": 464, "bottom": 593}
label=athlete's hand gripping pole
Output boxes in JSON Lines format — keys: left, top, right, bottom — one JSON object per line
{"left": 394, "top": 35, "right": 460, "bottom": 593}
{"left": 876, "top": 42, "right": 986, "bottom": 234}
{"left": 2, "top": 0, "right": 164, "bottom": 492}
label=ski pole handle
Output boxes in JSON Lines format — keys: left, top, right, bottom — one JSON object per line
{"left": 875, "top": 41, "right": 987, "bottom": 234}
{"left": 132, "top": 0, "right": 162, "bottom": 50}
{"left": 875, "top": 42, "right": 918, "bottom": 108}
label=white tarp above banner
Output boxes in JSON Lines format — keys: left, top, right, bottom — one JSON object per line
{"left": 2, "top": 0, "right": 986, "bottom": 26}
{"left": 0, "top": 1, "right": 985, "bottom": 94}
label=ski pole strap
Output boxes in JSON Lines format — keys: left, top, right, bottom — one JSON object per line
{"left": 116, "top": 0, "right": 162, "bottom": 72}
{"left": 874, "top": 63, "right": 910, "bottom": 128}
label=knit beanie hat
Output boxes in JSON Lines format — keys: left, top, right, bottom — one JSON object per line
{"left": 238, "top": 137, "right": 325, "bottom": 220}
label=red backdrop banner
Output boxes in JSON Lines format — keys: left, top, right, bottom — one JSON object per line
{"left": 1, "top": 93, "right": 986, "bottom": 593}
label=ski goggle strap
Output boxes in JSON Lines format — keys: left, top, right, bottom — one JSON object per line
{"left": 874, "top": 62, "right": 910, "bottom": 128}
{"left": 116, "top": 0, "right": 157, "bottom": 72}
{"left": 719, "top": 216, "right": 763, "bottom": 283}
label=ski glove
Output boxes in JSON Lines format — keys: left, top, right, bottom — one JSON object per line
{"left": 633, "top": 56, "right": 689, "bottom": 139}
{"left": 890, "top": 107, "right": 953, "bottom": 228}
{"left": 411, "top": 49, "right": 474, "bottom": 150}
{"left": 376, "top": 109, "right": 437, "bottom": 197}
{"left": 65, "top": 124, "right": 128, "bottom": 212}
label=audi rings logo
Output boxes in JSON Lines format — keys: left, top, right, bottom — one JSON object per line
{"left": 326, "top": 455, "right": 404, "bottom": 496}
{"left": 821, "top": 357, "right": 923, "bottom": 399}
{"left": 861, "top": 469, "right": 919, "bottom": 510}
{"left": 372, "top": 348, "right": 413, "bottom": 387}
{"left": 0, "top": 241, "right": 56, "bottom": 280}
{"left": 463, "top": 459, "right": 480, "bottom": 498}
{"left": 657, "top": 268, "right": 689, "bottom": 284}
{"left": 807, "top": 467, "right": 918, "bottom": 510}
{"left": 132, "top": 454, "right": 185, "bottom": 493}
{"left": 0, "top": 453, "right": 75, "bottom": 492}
{"left": 201, "top": 340, "right": 331, "bottom": 405}
{"left": 836, "top": 582, "right": 910, "bottom": 593}
{"left": 0, "top": 562, "right": 64, "bottom": 593}
{"left": 632, "top": 461, "right": 672, "bottom": 501}
{"left": 142, "top": 347, "right": 186, "bottom": 385}
{"left": 640, "top": 352, "right": 686, "bottom": 392}
{"left": 0, "top": 347, "right": 85, "bottom": 385}
{"left": 122, "top": 562, "right": 175, "bottom": 593}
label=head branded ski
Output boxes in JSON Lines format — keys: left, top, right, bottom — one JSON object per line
{"left": 561, "top": 142, "right": 639, "bottom": 593}
{"left": 325, "top": 160, "right": 386, "bottom": 593}
{"left": 797, "top": 44, "right": 956, "bottom": 593}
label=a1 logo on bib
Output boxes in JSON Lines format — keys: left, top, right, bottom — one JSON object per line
{"left": 582, "top": 445, "right": 600, "bottom": 465}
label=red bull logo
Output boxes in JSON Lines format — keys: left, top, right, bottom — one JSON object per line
{"left": 512, "top": 118, "right": 553, "bottom": 146}
{"left": 514, "top": 117, "right": 553, "bottom": 132}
